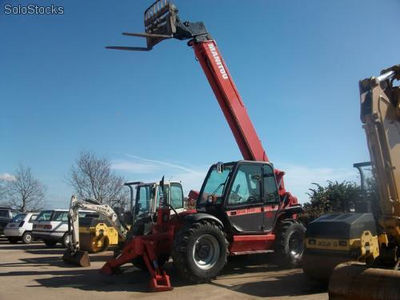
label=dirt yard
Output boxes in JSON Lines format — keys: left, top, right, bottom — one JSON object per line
{"left": 0, "top": 238, "right": 327, "bottom": 299}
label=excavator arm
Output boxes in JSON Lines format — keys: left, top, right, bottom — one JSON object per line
{"left": 360, "top": 66, "right": 400, "bottom": 244}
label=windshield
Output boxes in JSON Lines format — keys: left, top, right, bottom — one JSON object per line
{"left": 198, "top": 164, "right": 234, "bottom": 206}
{"left": 135, "top": 185, "right": 155, "bottom": 216}
{"left": 36, "top": 210, "right": 53, "bottom": 221}
{"left": 12, "top": 214, "right": 26, "bottom": 223}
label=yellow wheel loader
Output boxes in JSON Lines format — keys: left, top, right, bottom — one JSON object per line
{"left": 303, "top": 65, "right": 400, "bottom": 299}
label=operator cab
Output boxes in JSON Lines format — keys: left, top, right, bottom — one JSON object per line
{"left": 197, "top": 160, "right": 281, "bottom": 234}
{"left": 134, "top": 182, "right": 184, "bottom": 220}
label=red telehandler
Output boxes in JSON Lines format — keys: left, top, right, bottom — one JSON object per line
{"left": 102, "top": 1, "right": 305, "bottom": 291}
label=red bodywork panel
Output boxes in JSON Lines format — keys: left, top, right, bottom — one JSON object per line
{"left": 230, "top": 234, "right": 276, "bottom": 254}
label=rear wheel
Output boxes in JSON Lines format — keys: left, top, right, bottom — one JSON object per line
{"left": 44, "top": 240, "right": 57, "bottom": 247}
{"left": 172, "top": 221, "right": 228, "bottom": 283}
{"left": 8, "top": 237, "right": 19, "bottom": 244}
{"left": 274, "top": 220, "right": 305, "bottom": 267}
{"left": 22, "top": 232, "right": 32, "bottom": 244}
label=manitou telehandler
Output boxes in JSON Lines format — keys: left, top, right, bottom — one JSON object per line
{"left": 303, "top": 65, "right": 400, "bottom": 299}
{"left": 101, "top": 1, "right": 304, "bottom": 291}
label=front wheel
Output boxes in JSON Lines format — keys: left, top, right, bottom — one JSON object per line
{"left": 274, "top": 220, "right": 305, "bottom": 267}
{"left": 172, "top": 221, "right": 228, "bottom": 283}
{"left": 22, "top": 232, "right": 32, "bottom": 244}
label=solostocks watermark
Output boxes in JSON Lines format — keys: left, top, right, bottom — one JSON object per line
{"left": 4, "top": 4, "right": 64, "bottom": 15}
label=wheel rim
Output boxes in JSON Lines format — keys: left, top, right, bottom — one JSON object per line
{"left": 24, "top": 233, "right": 32, "bottom": 243}
{"left": 288, "top": 231, "right": 303, "bottom": 259}
{"left": 192, "top": 234, "right": 220, "bottom": 270}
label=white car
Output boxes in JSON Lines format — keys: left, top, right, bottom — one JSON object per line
{"left": 32, "top": 209, "right": 97, "bottom": 247}
{"left": 4, "top": 212, "right": 38, "bottom": 244}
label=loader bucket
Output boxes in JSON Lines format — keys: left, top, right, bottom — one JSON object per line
{"left": 62, "top": 249, "right": 90, "bottom": 267}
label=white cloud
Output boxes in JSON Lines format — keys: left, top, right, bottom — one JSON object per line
{"left": 111, "top": 160, "right": 161, "bottom": 173}
{"left": 0, "top": 173, "right": 16, "bottom": 182}
{"left": 111, "top": 155, "right": 207, "bottom": 194}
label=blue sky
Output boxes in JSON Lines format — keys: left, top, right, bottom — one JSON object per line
{"left": 1, "top": 0, "right": 399, "bottom": 208}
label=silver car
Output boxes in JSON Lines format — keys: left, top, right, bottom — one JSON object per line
{"left": 4, "top": 212, "right": 38, "bottom": 244}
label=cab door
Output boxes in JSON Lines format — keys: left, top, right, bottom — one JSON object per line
{"left": 225, "top": 163, "right": 265, "bottom": 234}
{"left": 262, "top": 164, "right": 280, "bottom": 232}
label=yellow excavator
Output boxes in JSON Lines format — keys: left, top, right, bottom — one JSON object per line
{"left": 303, "top": 65, "right": 400, "bottom": 299}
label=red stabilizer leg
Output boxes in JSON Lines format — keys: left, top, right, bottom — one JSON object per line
{"left": 100, "top": 236, "right": 144, "bottom": 275}
{"left": 149, "top": 271, "right": 172, "bottom": 292}
{"left": 100, "top": 262, "right": 114, "bottom": 275}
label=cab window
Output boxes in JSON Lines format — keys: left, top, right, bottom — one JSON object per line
{"left": 29, "top": 214, "right": 37, "bottom": 223}
{"left": 157, "top": 185, "right": 170, "bottom": 207}
{"left": 263, "top": 165, "right": 279, "bottom": 203}
{"left": 170, "top": 184, "right": 183, "bottom": 209}
{"left": 228, "top": 164, "right": 262, "bottom": 205}
{"left": 12, "top": 214, "right": 26, "bottom": 223}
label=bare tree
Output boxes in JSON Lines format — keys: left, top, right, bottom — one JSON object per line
{"left": 69, "top": 151, "right": 128, "bottom": 208}
{"left": 6, "top": 165, "right": 46, "bottom": 212}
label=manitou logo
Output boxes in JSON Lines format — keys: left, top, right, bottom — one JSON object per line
{"left": 208, "top": 43, "right": 229, "bottom": 80}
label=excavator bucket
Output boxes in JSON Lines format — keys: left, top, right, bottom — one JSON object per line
{"left": 329, "top": 262, "right": 400, "bottom": 300}
{"left": 62, "top": 249, "right": 90, "bottom": 267}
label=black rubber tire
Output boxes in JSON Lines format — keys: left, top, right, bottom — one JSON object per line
{"left": 62, "top": 233, "right": 70, "bottom": 248}
{"left": 44, "top": 240, "right": 57, "bottom": 247}
{"left": 274, "top": 220, "right": 306, "bottom": 267}
{"left": 172, "top": 221, "right": 228, "bottom": 283}
{"left": 22, "top": 232, "right": 32, "bottom": 244}
{"left": 8, "top": 237, "right": 19, "bottom": 244}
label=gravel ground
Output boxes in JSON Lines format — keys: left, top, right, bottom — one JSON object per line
{"left": 0, "top": 238, "right": 327, "bottom": 300}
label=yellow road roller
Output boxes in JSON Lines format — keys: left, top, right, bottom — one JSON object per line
{"left": 79, "top": 217, "right": 119, "bottom": 253}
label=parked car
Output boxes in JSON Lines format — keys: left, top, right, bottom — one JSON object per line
{"left": 4, "top": 212, "right": 38, "bottom": 244}
{"left": 32, "top": 209, "right": 97, "bottom": 247}
{"left": 0, "top": 207, "right": 16, "bottom": 235}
